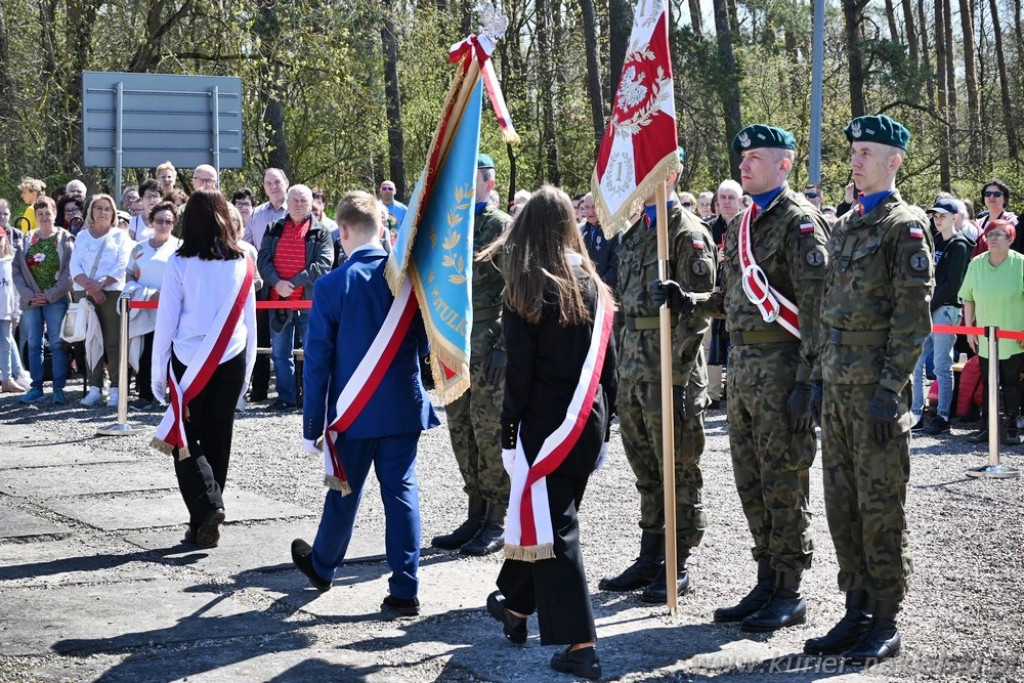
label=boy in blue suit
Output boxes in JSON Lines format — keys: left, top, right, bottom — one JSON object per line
{"left": 291, "top": 190, "right": 439, "bottom": 616}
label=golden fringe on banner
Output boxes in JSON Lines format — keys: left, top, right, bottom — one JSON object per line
{"left": 591, "top": 150, "right": 682, "bottom": 240}
{"left": 504, "top": 543, "right": 556, "bottom": 563}
{"left": 324, "top": 475, "right": 353, "bottom": 497}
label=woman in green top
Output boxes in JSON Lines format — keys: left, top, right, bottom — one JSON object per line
{"left": 958, "top": 219, "right": 1024, "bottom": 445}
{"left": 12, "top": 196, "right": 74, "bottom": 404}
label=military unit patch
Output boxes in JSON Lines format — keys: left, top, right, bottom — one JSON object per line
{"left": 692, "top": 259, "right": 710, "bottom": 276}
{"left": 806, "top": 248, "right": 825, "bottom": 267}
{"left": 909, "top": 251, "right": 930, "bottom": 271}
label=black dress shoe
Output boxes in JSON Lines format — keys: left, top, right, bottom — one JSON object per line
{"left": 382, "top": 594, "right": 420, "bottom": 616}
{"left": 291, "top": 538, "right": 332, "bottom": 591}
{"left": 182, "top": 527, "right": 197, "bottom": 546}
{"left": 271, "top": 399, "right": 297, "bottom": 412}
{"left": 248, "top": 390, "right": 268, "bottom": 402}
{"left": 196, "top": 508, "right": 225, "bottom": 549}
{"left": 486, "top": 590, "right": 527, "bottom": 644}
{"left": 550, "top": 645, "right": 601, "bottom": 680}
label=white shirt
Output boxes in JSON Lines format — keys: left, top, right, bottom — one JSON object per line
{"left": 151, "top": 255, "right": 257, "bottom": 390}
{"left": 69, "top": 227, "right": 134, "bottom": 291}
{"left": 128, "top": 215, "right": 154, "bottom": 242}
{"left": 128, "top": 236, "right": 181, "bottom": 290}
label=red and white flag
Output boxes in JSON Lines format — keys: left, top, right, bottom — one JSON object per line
{"left": 592, "top": 0, "right": 678, "bottom": 236}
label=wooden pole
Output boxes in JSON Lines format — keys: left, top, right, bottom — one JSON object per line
{"left": 654, "top": 182, "right": 677, "bottom": 615}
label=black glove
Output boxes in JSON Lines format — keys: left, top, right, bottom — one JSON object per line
{"left": 810, "top": 380, "right": 823, "bottom": 428}
{"left": 867, "top": 386, "right": 901, "bottom": 444}
{"left": 484, "top": 346, "right": 507, "bottom": 385}
{"left": 672, "top": 384, "right": 687, "bottom": 423}
{"left": 786, "top": 382, "right": 813, "bottom": 432}
{"left": 648, "top": 279, "right": 695, "bottom": 316}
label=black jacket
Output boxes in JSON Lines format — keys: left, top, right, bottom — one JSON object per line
{"left": 932, "top": 231, "right": 974, "bottom": 311}
{"left": 581, "top": 222, "right": 621, "bottom": 289}
{"left": 256, "top": 215, "right": 334, "bottom": 300}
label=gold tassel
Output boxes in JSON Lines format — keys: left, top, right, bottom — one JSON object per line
{"left": 324, "top": 475, "right": 353, "bottom": 497}
{"left": 149, "top": 438, "right": 174, "bottom": 456}
{"left": 504, "top": 543, "right": 556, "bottom": 563}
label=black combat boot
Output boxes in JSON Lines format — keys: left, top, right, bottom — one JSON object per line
{"left": 460, "top": 501, "right": 505, "bottom": 555}
{"left": 431, "top": 495, "right": 485, "bottom": 550}
{"left": 640, "top": 546, "right": 690, "bottom": 603}
{"left": 803, "top": 590, "right": 872, "bottom": 655}
{"left": 598, "top": 531, "right": 663, "bottom": 592}
{"left": 740, "top": 569, "right": 807, "bottom": 631}
{"left": 713, "top": 558, "right": 774, "bottom": 622}
{"left": 843, "top": 600, "right": 901, "bottom": 665}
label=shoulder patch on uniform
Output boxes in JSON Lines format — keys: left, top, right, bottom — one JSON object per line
{"left": 692, "top": 259, "right": 710, "bottom": 276}
{"left": 908, "top": 225, "right": 924, "bottom": 239}
{"left": 805, "top": 246, "right": 826, "bottom": 267}
{"left": 692, "top": 237, "right": 705, "bottom": 250}
{"left": 909, "top": 250, "right": 930, "bottom": 272}
{"left": 800, "top": 220, "right": 815, "bottom": 234}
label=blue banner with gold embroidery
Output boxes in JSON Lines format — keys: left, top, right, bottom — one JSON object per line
{"left": 387, "top": 71, "right": 482, "bottom": 404}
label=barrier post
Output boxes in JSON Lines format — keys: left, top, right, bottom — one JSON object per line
{"left": 96, "top": 295, "right": 145, "bottom": 436}
{"left": 967, "top": 326, "right": 1019, "bottom": 479}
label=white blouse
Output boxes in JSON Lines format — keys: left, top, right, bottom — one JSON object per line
{"left": 69, "top": 227, "right": 134, "bottom": 291}
{"left": 128, "top": 237, "right": 181, "bottom": 291}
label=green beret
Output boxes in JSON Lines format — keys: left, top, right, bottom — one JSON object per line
{"left": 844, "top": 115, "right": 910, "bottom": 150}
{"left": 731, "top": 124, "right": 796, "bottom": 156}
{"left": 678, "top": 146, "right": 685, "bottom": 165}
{"left": 477, "top": 153, "right": 495, "bottom": 169}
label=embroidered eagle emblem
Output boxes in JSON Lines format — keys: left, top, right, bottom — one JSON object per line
{"left": 850, "top": 121, "right": 862, "bottom": 138}
{"left": 739, "top": 132, "right": 751, "bottom": 148}
{"left": 616, "top": 66, "right": 648, "bottom": 111}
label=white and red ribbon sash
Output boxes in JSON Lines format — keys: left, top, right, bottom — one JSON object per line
{"left": 322, "top": 279, "right": 418, "bottom": 495}
{"left": 153, "top": 257, "right": 254, "bottom": 460}
{"left": 737, "top": 205, "right": 800, "bottom": 339}
{"left": 449, "top": 34, "right": 519, "bottom": 143}
{"left": 505, "top": 296, "right": 614, "bottom": 562}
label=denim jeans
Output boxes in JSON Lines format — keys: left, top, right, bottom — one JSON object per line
{"left": 912, "top": 305, "right": 959, "bottom": 421}
{"left": 270, "top": 309, "right": 308, "bottom": 405}
{"left": 0, "top": 320, "right": 15, "bottom": 380}
{"left": 20, "top": 300, "right": 69, "bottom": 390}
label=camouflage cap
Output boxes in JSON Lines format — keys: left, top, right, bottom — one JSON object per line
{"left": 844, "top": 114, "right": 910, "bottom": 150}
{"left": 731, "top": 124, "right": 796, "bottom": 156}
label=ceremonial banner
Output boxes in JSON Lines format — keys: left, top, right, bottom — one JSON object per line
{"left": 592, "top": 0, "right": 678, "bottom": 237}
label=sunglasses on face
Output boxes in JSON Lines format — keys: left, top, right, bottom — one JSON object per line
{"left": 681, "top": 202, "right": 693, "bottom": 208}
{"left": 987, "top": 232, "right": 1009, "bottom": 239}
{"left": 804, "top": 192, "right": 820, "bottom": 198}
{"left": 984, "top": 191, "right": 1004, "bottom": 198}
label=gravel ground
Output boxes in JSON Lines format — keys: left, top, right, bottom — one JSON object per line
{"left": 1, "top": 382, "right": 1022, "bottom": 682}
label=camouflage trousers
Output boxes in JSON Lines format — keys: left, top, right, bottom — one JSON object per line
{"left": 446, "top": 358, "right": 508, "bottom": 507}
{"left": 727, "top": 372, "right": 815, "bottom": 573}
{"left": 618, "top": 379, "right": 707, "bottom": 548}
{"left": 821, "top": 383, "right": 913, "bottom": 602}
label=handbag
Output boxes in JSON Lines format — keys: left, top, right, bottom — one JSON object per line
{"left": 61, "top": 235, "right": 107, "bottom": 343}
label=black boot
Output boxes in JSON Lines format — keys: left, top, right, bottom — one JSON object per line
{"left": 803, "top": 590, "right": 872, "bottom": 655}
{"left": 740, "top": 569, "right": 807, "bottom": 632}
{"left": 461, "top": 501, "right": 505, "bottom": 555}
{"left": 843, "top": 600, "right": 901, "bottom": 665}
{"left": 431, "top": 495, "right": 485, "bottom": 550}
{"left": 640, "top": 546, "right": 690, "bottom": 603}
{"left": 598, "top": 531, "right": 663, "bottom": 592}
{"left": 713, "top": 558, "right": 774, "bottom": 622}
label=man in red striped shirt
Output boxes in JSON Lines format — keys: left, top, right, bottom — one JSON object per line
{"left": 257, "top": 184, "right": 334, "bottom": 411}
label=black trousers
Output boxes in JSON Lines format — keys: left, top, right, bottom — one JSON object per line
{"left": 134, "top": 332, "right": 154, "bottom": 401}
{"left": 170, "top": 351, "right": 246, "bottom": 531}
{"left": 496, "top": 471, "right": 597, "bottom": 646}
{"left": 250, "top": 308, "right": 271, "bottom": 396}
{"left": 979, "top": 352, "right": 1024, "bottom": 423}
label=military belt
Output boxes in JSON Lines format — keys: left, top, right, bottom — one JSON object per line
{"left": 731, "top": 328, "right": 798, "bottom": 345}
{"left": 625, "top": 314, "right": 677, "bottom": 331}
{"left": 473, "top": 304, "right": 502, "bottom": 323}
{"left": 827, "top": 328, "right": 890, "bottom": 345}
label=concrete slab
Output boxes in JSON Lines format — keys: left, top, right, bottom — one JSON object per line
{"left": 47, "top": 489, "right": 313, "bottom": 532}
{"left": 0, "top": 505, "right": 70, "bottom": 539}
{"left": 125, "top": 519, "right": 383, "bottom": 573}
{"left": 0, "top": 461, "right": 177, "bottom": 497}
{"left": 0, "top": 444, "right": 137, "bottom": 470}
{"left": 0, "top": 580, "right": 302, "bottom": 656}
{"left": 0, "top": 537, "right": 169, "bottom": 588}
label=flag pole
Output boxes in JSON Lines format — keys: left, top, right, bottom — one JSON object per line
{"left": 655, "top": 181, "right": 678, "bottom": 616}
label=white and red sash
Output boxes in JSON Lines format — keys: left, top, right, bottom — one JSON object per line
{"left": 152, "top": 257, "right": 254, "bottom": 460}
{"left": 737, "top": 204, "right": 800, "bottom": 339}
{"left": 322, "top": 279, "right": 418, "bottom": 495}
{"left": 505, "top": 295, "right": 614, "bottom": 562}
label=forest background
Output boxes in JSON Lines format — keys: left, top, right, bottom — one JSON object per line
{"left": 0, "top": 0, "right": 1022, "bottom": 210}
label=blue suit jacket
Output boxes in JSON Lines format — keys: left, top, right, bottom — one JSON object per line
{"left": 302, "top": 247, "right": 439, "bottom": 441}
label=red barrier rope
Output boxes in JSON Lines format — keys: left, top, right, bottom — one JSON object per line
{"left": 932, "top": 324, "right": 1024, "bottom": 341}
{"left": 127, "top": 299, "right": 311, "bottom": 310}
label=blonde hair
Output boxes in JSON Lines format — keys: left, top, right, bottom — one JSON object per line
{"left": 85, "top": 194, "right": 118, "bottom": 230}
{"left": 336, "top": 190, "right": 382, "bottom": 235}
{"left": 18, "top": 177, "right": 46, "bottom": 194}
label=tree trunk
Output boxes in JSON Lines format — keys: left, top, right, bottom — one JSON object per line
{"left": 726, "top": 0, "right": 739, "bottom": 35}
{"left": 381, "top": 2, "right": 407, "bottom": 198}
{"left": 958, "top": 0, "right": 980, "bottom": 166}
{"left": 900, "top": 0, "right": 918, "bottom": 67}
{"left": 688, "top": 0, "right": 703, "bottom": 37}
{"left": 255, "top": 0, "right": 290, "bottom": 177}
{"left": 843, "top": 0, "right": 866, "bottom": 118}
{"left": 609, "top": 0, "right": 630, "bottom": 97}
{"left": 934, "top": 0, "right": 951, "bottom": 189}
{"left": 536, "top": 0, "right": 559, "bottom": 185}
{"left": 917, "top": 0, "right": 933, "bottom": 103}
{"left": 988, "top": 0, "right": 1018, "bottom": 158}
{"left": 579, "top": 0, "right": 605, "bottom": 158}
{"left": 712, "top": 0, "right": 742, "bottom": 179}
{"left": 942, "top": 0, "right": 957, "bottom": 137}
{"left": 884, "top": 0, "right": 900, "bottom": 41}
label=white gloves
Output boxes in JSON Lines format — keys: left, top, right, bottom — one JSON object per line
{"left": 302, "top": 438, "right": 322, "bottom": 456}
{"left": 594, "top": 441, "right": 610, "bottom": 472}
{"left": 502, "top": 448, "right": 515, "bottom": 477}
{"left": 151, "top": 381, "right": 168, "bottom": 406}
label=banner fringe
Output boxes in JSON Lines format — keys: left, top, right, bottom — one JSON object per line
{"left": 592, "top": 150, "right": 681, "bottom": 240}
{"left": 149, "top": 438, "right": 175, "bottom": 457}
{"left": 504, "top": 543, "right": 556, "bottom": 563}
{"left": 324, "top": 475, "right": 353, "bottom": 497}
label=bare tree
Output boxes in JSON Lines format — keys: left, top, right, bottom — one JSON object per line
{"left": 900, "top": 0, "right": 919, "bottom": 67}
{"left": 988, "top": 0, "right": 1018, "bottom": 158}
{"left": 579, "top": 0, "right": 605, "bottom": 157}
{"left": 958, "top": 0, "right": 981, "bottom": 163}
{"left": 843, "top": 0, "right": 867, "bottom": 118}
{"left": 713, "top": 0, "right": 742, "bottom": 179}
{"left": 381, "top": 0, "right": 407, "bottom": 197}
{"left": 935, "top": 0, "right": 951, "bottom": 188}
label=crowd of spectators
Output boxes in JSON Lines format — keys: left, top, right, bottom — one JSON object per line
{"left": 1, "top": 167, "right": 1021, "bottom": 445}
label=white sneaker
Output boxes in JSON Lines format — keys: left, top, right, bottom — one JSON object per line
{"left": 106, "top": 388, "right": 120, "bottom": 408}
{"left": 81, "top": 387, "right": 104, "bottom": 407}
{"left": 15, "top": 371, "right": 32, "bottom": 390}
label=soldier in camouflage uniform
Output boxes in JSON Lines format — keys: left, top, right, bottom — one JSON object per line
{"left": 599, "top": 159, "right": 717, "bottom": 604}
{"left": 804, "top": 115, "right": 933, "bottom": 665}
{"left": 680, "top": 125, "right": 829, "bottom": 632}
{"left": 431, "top": 154, "right": 512, "bottom": 556}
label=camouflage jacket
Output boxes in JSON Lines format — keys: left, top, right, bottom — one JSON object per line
{"left": 814, "top": 189, "right": 934, "bottom": 392}
{"left": 616, "top": 202, "right": 717, "bottom": 385}
{"left": 696, "top": 186, "right": 829, "bottom": 384}
{"left": 470, "top": 204, "right": 512, "bottom": 354}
